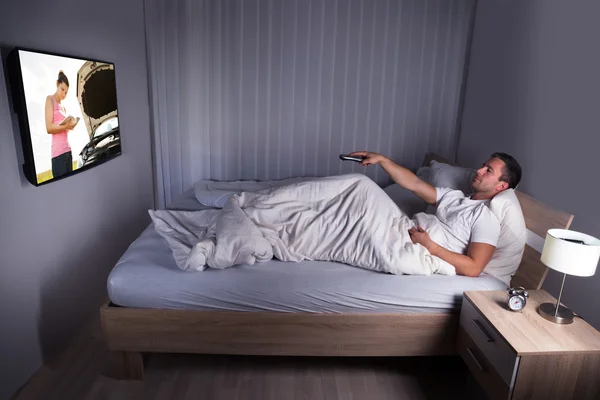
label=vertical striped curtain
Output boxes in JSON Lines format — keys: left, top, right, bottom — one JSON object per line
{"left": 145, "top": 0, "right": 475, "bottom": 208}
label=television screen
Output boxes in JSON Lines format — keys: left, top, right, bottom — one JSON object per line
{"left": 7, "top": 48, "right": 121, "bottom": 186}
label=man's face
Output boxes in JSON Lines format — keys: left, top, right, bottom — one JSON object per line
{"left": 471, "top": 158, "right": 508, "bottom": 194}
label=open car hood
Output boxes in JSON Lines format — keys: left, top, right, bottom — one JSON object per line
{"left": 76, "top": 61, "right": 117, "bottom": 141}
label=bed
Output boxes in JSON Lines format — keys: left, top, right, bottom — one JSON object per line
{"left": 100, "top": 154, "right": 574, "bottom": 379}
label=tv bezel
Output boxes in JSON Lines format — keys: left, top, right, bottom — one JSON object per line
{"left": 7, "top": 46, "right": 122, "bottom": 186}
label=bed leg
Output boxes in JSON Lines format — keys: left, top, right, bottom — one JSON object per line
{"left": 107, "top": 351, "right": 144, "bottom": 380}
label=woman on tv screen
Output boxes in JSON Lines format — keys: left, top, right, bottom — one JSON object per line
{"left": 44, "top": 70, "right": 79, "bottom": 178}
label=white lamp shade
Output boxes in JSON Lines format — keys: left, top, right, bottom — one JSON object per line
{"left": 541, "top": 229, "right": 600, "bottom": 277}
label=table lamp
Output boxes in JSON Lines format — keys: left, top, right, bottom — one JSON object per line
{"left": 538, "top": 229, "right": 600, "bottom": 324}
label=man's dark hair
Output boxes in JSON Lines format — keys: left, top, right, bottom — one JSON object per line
{"left": 491, "top": 152, "right": 522, "bottom": 189}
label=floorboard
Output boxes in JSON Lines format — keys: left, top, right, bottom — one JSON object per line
{"left": 12, "top": 316, "right": 475, "bottom": 400}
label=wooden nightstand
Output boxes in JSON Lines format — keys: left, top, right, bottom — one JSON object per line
{"left": 457, "top": 290, "right": 600, "bottom": 400}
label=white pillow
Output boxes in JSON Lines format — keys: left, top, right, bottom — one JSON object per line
{"left": 194, "top": 180, "right": 271, "bottom": 208}
{"left": 194, "top": 177, "right": 316, "bottom": 208}
{"left": 423, "top": 161, "right": 526, "bottom": 285}
{"left": 486, "top": 189, "right": 526, "bottom": 286}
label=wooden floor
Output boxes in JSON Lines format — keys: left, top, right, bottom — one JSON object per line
{"left": 13, "top": 315, "right": 476, "bottom": 400}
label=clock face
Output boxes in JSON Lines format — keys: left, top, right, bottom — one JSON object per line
{"left": 508, "top": 295, "right": 525, "bottom": 311}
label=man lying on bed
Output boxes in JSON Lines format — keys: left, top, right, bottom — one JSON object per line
{"left": 349, "top": 151, "right": 522, "bottom": 278}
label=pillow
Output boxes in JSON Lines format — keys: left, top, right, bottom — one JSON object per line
{"left": 422, "top": 161, "right": 476, "bottom": 214}
{"left": 193, "top": 180, "right": 270, "bottom": 208}
{"left": 383, "top": 166, "right": 431, "bottom": 217}
{"left": 423, "top": 161, "right": 526, "bottom": 285}
{"left": 485, "top": 189, "right": 526, "bottom": 285}
{"left": 383, "top": 185, "right": 429, "bottom": 217}
{"left": 427, "top": 160, "right": 476, "bottom": 194}
{"left": 194, "top": 177, "right": 317, "bottom": 208}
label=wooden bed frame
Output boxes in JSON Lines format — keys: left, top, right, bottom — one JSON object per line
{"left": 100, "top": 153, "right": 574, "bottom": 379}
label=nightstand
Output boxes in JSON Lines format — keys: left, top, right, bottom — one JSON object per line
{"left": 457, "top": 290, "right": 600, "bottom": 400}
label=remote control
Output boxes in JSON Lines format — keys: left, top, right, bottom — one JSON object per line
{"left": 339, "top": 154, "right": 365, "bottom": 163}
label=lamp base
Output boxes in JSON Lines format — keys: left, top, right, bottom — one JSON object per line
{"left": 538, "top": 302, "right": 574, "bottom": 324}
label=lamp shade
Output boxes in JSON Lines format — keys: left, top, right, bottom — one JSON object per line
{"left": 541, "top": 229, "right": 600, "bottom": 277}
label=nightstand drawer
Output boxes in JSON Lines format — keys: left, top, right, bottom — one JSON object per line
{"left": 460, "top": 297, "right": 519, "bottom": 386}
{"left": 457, "top": 327, "right": 510, "bottom": 400}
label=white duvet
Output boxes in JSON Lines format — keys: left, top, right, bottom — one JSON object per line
{"left": 149, "top": 174, "right": 456, "bottom": 276}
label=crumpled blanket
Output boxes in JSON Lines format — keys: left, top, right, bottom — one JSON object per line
{"left": 149, "top": 174, "right": 456, "bottom": 276}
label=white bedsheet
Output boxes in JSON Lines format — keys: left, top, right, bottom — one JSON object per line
{"left": 108, "top": 210, "right": 507, "bottom": 313}
{"left": 150, "top": 174, "right": 456, "bottom": 276}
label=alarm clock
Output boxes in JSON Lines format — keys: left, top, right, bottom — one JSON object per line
{"left": 507, "top": 287, "right": 528, "bottom": 312}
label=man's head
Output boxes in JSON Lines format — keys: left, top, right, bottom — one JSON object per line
{"left": 471, "top": 152, "right": 522, "bottom": 198}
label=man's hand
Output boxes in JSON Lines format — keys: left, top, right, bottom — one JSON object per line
{"left": 408, "top": 226, "right": 434, "bottom": 251}
{"left": 349, "top": 151, "right": 387, "bottom": 167}
{"left": 411, "top": 226, "right": 496, "bottom": 277}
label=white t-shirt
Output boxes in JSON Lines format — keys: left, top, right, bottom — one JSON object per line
{"left": 412, "top": 187, "right": 501, "bottom": 255}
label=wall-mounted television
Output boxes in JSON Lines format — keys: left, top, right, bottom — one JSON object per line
{"left": 7, "top": 47, "right": 121, "bottom": 186}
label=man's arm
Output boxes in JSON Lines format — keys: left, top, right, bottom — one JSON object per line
{"left": 349, "top": 151, "right": 437, "bottom": 205}
{"left": 408, "top": 227, "right": 496, "bottom": 277}
{"left": 430, "top": 242, "right": 496, "bottom": 277}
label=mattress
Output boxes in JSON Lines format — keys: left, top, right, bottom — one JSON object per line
{"left": 107, "top": 188, "right": 507, "bottom": 313}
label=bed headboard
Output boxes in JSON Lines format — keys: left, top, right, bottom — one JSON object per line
{"left": 421, "top": 153, "right": 574, "bottom": 290}
{"left": 511, "top": 191, "right": 573, "bottom": 289}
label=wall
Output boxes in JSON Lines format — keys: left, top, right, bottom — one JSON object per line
{"left": 0, "top": 0, "right": 153, "bottom": 398}
{"left": 145, "top": 0, "right": 476, "bottom": 207}
{"left": 457, "top": 0, "right": 600, "bottom": 328}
